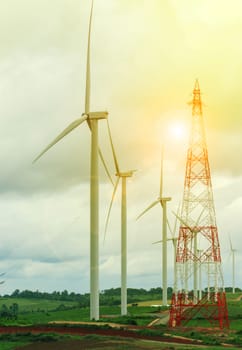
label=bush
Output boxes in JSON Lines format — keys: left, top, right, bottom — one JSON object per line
{"left": 137, "top": 328, "right": 164, "bottom": 337}
{"left": 0, "top": 303, "right": 19, "bottom": 319}
{"left": 33, "top": 333, "right": 59, "bottom": 342}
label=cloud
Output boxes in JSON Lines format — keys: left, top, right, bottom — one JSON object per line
{"left": 0, "top": 0, "right": 242, "bottom": 295}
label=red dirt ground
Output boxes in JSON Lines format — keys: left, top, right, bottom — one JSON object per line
{"left": 15, "top": 339, "right": 182, "bottom": 350}
{"left": 15, "top": 340, "right": 115, "bottom": 350}
{"left": 0, "top": 324, "right": 200, "bottom": 346}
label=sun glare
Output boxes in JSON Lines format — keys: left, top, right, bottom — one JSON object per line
{"left": 154, "top": 110, "right": 189, "bottom": 153}
{"left": 168, "top": 121, "right": 186, "bottom": 140}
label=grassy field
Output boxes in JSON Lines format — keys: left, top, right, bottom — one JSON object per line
{"left": 0, "top": 293, "right": 241, "bottom": 349}
{"left": 0, "top": 297, "right": 77, "bottom": 312}
{"left": 3, "top": 306, "right": 159, "bottom": 326}
{"left": 0, "top": 333, "right": 77, "bottom": 350}
{"left": 129, "top": 299, "right": 163, "bottom": 307}
{"left": 0, "top": 294, "right": 241, "bottom": 329}
{"left": 0, "top": 341, "right": 29, "bottom": 350}
{"left": 0, "top": 297, "right": 160, "bottom": 326}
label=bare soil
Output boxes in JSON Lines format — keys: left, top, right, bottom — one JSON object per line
{"left": 0, "top": 324, "right": 200, "bottom": 346}
{"left": 15, "top": 339, "right": 131, "bottom": 350}
{"left": 14, "top": 338, "right": 189, "bottom": 350}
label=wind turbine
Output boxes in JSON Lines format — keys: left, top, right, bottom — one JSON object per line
{"left": 137, "top": 147, "right": 171, "bottom": 306}
{"left": 196, "top": 248, "right": 203, "bottom": 300}
{"left": 104, "top": 120, "right": 136, "bottom": 316}
{"left": 33, "top": 1, "right": 109, "bottom": 320}
{"left": 153, "top": 208, "right": 180, "bottom": 295}
{"left": 229, "top": 235, "right": 236, "bottom": 294}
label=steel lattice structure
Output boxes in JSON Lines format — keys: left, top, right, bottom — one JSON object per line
{"left": 169, "top": 80, "right": 229, "bottom": 329}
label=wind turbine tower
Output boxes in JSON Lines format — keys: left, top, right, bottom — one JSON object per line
{"left": 104, "top": 121, "right": 135, "bottom": 316}
{"left": 229, "top": 235, "right": 236, "bottom": 294}
{"left": 169, "top": 80, "right": 229, "bottom": 329}
{"left": 155, "top": 236, "right": 179, "bottom": 297}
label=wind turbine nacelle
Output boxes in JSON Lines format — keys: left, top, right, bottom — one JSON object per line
{"left": 86, "top": 111, "right": 108, "bottom": 120}
{"left": 118, "top": 171, "right": 135, "bottom": 178}
{"left": 160, "top": 197, "right": 172, "bottom": 202}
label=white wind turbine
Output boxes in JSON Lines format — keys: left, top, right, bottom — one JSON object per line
{"left": 229, "top": 235, "right": 236, "bottom": 294}
{"left": 33, "top": 1, "right": 110, "bottom": 320}
{"left": 104, "top": 120, "right": 136, "bottom": 316}
{"left": 153, "top": 207, "right": 180, "bottom": 295}
{"left": 137, "top": 147, "right": 171, "bottom": 306}
{"left": 196, "top": 248, "right": 203, "bottom": 300}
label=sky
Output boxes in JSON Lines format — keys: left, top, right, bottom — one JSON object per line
{"left": 0, "top": 0, "right": 242, "bottom": 295}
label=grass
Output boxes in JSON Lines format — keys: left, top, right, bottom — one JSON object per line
{"left": 0, "top": 297, "right": 77, "bottom": 313}
{"left": 129, "top": 299, "right": 163, "bottom": 306}
{"left": 0, "top": 343, "right": 29, "bottom": 350}
{"left": 0, "top": 294, "right": 242, "bottom": 349}
{"left": 226, "top": 292, "right": 242, "bottom": 301}
{"left": 1, "top": 296, "right": 241, "bottom": 330}
{"left": 0, "top": 308, "right": 90, "bottom": 326}
{"left": 0, "top": 333, "right": 76, "bottom": 350}
{"left": 0, "top": 302, "right": 162, "bottom": 326}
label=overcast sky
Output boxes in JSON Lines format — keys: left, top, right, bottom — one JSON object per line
{"left": 0, "top": 0, "right": 242, "bottom": 295}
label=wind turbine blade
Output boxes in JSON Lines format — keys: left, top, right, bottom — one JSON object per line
{"left": 103, "top": 177, "right": 120, "bottom": 243}
{"left": 228, "top": 233, "right": 233, "bottom": 251}
{"left": 98, "top": 148, "right": 114, "bottom": 186}
{"left": 136, "top": 200, "right": 160, "bottom": 220}
{"left": 153, "top": 239, "right": 163, "bottom": 244}
{"left": 152, "top": 238, "right": 173, "bottom": 245}
{"left": 171, "top": 237, "right": 177, "bottom": 248}
{"left": 33, "top": 116, "right": 87, "bottom": 162}
{"left": 160, "top": 144, "right": 164, "bottom": 198}
{"left": 190, "top": 206, "right": 206, "bottom": 238}
{"left": 172, "top": 211, "right": 193, "bottom": 233}
{"left": 84, "top": 116, "right": 113, "bottom": 185}
{"left": 107, "top": 120, "right": 120, "bottom": 174}
{"left": 167, "top": 218, "right": 173, "bottom": 236}
{"left": 85, "top": 0, "right": 94, "bottom": 114}
{"left": 195, "top": 206, "right": 206, "bottom": 228}
{"left": 173, "top": 206, "right": 205, "bottom": 236}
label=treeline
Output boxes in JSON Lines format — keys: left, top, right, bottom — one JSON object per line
{"left": 7, "top": 289, "right": 84, "bottom": 302}
{"left": 2, "top": 287, "right": 171, "bottom": 307}
{"left": 1, "top": 287, "right": 240, "bottom": 308}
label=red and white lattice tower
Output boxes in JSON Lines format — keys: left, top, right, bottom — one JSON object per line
{"left": 169, "top": 80, "right": 229, "bottom": 329}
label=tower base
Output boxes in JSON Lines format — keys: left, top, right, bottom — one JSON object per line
{"left": 169, "top": 291, "right": 229, "bottom": 329}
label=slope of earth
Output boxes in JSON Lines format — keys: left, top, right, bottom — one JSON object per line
{"left": 13, "top": 336, "right": 239, "bottom": 350}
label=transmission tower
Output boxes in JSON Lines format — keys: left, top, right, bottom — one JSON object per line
{"left": 169, "top": 80, "right": 229, "bottom": 329}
